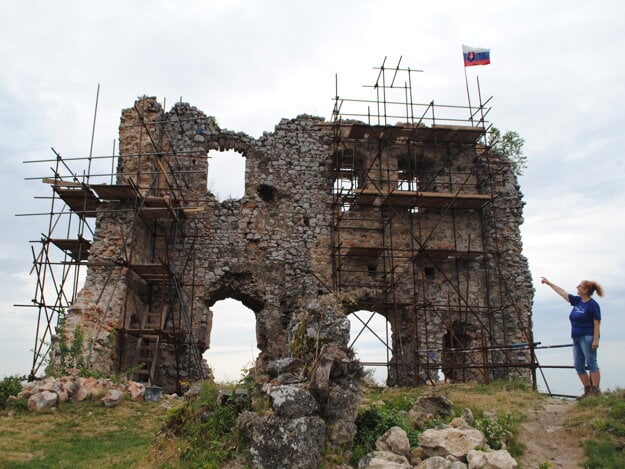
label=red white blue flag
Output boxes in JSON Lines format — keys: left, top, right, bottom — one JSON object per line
{"left": 462, "top": 45, "right": 490, "bottom": 67}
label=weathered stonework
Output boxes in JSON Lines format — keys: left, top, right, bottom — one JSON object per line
{"left": 58, "top": 95, "right": 533, "bottom": 459}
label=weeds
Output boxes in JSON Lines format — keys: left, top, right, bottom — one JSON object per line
{"left": 0, "top": 375, "right": 23, "bottom": 409}
{"left": 473, "top": 411, "right": 520, "bottom": 452}
{"left": 5, "top": 380, "right": 620, "bottom": 468}
{"left": 350, "top": 388, "right": 426, "bottom": 466}
{"left": 45, "top": 323, "right": 93, "bottom": 377}
{"left": 537, "top": 462, "right": 553, "bottom": 469}
{"left": 163, "top": 380, "right": 251, "bottom": 467}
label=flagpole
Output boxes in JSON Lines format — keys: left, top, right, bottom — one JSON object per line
{"left": 464, "top": 65, "right": 474, "bottom": 125}
{"left": 476, "top": 75, "right": 489, "bottom": 145}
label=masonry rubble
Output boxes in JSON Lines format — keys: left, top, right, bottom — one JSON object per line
{"left": 10, "top": 374, "right": 179, "bottom": 411}
{"left": 358, "top": 420, "right": 518, "bottom": 469}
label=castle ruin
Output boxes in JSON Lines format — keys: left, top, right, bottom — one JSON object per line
{"left": 24, "top": 65, "right": 535, "bottom": 464}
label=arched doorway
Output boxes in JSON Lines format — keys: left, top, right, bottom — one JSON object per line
{"left": 203, "top": 298, "right": 258, "bottom": 383}
{"left": 349, "top": 310, "right": 390, "bottom": 385}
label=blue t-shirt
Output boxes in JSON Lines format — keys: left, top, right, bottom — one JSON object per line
{"left": 568, "top": 294, "right": 601, "bottom": 338}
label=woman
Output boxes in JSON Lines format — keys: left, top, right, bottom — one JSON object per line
{"left": 541, "top": 277, "right": 603, "bottom": 398}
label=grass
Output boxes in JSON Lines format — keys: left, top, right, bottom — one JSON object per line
{"left": 2, "top": 380, "right": 623, "bottom": 468}
{"left": 162, "top": 381, "right": 248, "bottom": 468}
{"left": 0, "top": 399, "right": 170, "bottom": 468}
{"left": 566, "top": 388, "right": 625, "bottom": 468}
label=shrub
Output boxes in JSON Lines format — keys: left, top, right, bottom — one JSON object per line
{"left": 473, "top": 411, "right": 520, "bottom": 451}
{"left": 0, "top": 375, "right": 23, "bottom": 409}
{"left": 164, "top": 380, "right": 251, "bottom": 467}
{"left": 46, "top": 323, "right": 94, "bottom": 377}
{"left": 351, "top": 402, "right": 421, "bottom": 465}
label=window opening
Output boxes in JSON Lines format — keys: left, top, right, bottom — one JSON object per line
{"left": 333, "top": 174, "right": 355, "bottom": 212}
{"left": 349, "top": 310, "right": 390, "bottom": 385}
{"left": 203, "top": 298, "right": 257, "bottom": 383}
{"left": 398, "top": 174, "right": 418, "bottom": 191}
{"left": 207, "top": 149, "right": 245, "bottom": 201}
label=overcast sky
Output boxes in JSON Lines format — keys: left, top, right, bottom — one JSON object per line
{"left": 1, "top": 0, "right": 623, "bottom": 395}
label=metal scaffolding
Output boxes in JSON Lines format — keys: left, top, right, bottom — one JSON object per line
{"left": 16, "top": 62, "right": 573, "bottom": 396}
{"left": 17, "top": 97, "right": 207, "bottom": 392}
{"left": 330, "top": 57, "right": 544, "bottom": 389}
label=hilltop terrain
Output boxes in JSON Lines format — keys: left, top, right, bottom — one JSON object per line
{"left": 1, "top": 380, "right": 623, "bottom": 468}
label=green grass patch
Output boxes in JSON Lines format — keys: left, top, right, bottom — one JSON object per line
{"left": 473, "top": 410, "right": 521, "bottom": 454}
{"left": 570, "top": 389, "right": 625, "bottom": 468}
{"left": 583, "top": 440, "right": 624, "bottom": 469}
{"left": 6, "top": 380, "right": 621, "bottom": 468}
{"left": 0, "top": 400, "right": 169, "bottom": 469}
{"left": 350, "top": 386, "right": 430, "bottom": 465}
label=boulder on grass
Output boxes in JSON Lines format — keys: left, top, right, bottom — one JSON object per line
{"left": 375, "top": 426, "right": 411, "bottom": 457}
{"left": 127, "top": 381, "right": 145, "bottom": 402}
{"left": 419, "top": 427, "right": 486, "bottom": 461}
{"left": 28, "top": 390, "right": 58, "bottom": 411}
{"left": 467, "top": 449, "right": 517, "bottom": 469}
{"left": 358, "top": 450, "right": 412, "bottom": 469}
{"left": 102, "top": 389, "right": 125, "bottom": 407}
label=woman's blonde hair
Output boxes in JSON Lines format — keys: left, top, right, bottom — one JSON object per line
{"left": 584, "top": 280, "right": 604, "bottom": 297}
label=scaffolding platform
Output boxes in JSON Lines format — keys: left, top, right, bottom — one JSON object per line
{"left": 128, "top": 263, "right": 171, "bottom": 284}
{"left": 90, "top": 183, "right": 138, "bottom": 201}
{"left": 139, "top": 196, "right": 182, "bottom": 221}
{"left": 49, "top": 238, "right": 92, "bottom": 261}
{"left": 351, "top": 189, "right": 491, "bottom": 210}
{"left": 44, "top": 178, "right": 101, "bottom": 218}
{"left": 339, "top": 123, "right": 485, "bottom": 144}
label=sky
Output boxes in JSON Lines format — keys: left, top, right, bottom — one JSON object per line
{"left": 1, "top": 0, "right": 624, "bottom": 396}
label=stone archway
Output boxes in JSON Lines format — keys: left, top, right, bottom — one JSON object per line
{"left": 201, "top": 280, "right": 266, "bottom": 367}
{"left": 203, "top": 298, "right": 257, "bottom": 382}
{"left": 349, "top": 310, "right": 390, "bottom": 385}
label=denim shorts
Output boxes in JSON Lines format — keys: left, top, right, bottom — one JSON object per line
{"left": 572, "top": 335, "right": 599, "bottom": 374}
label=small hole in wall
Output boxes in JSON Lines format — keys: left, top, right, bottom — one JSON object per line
{"left": 424, "top": 267, "right": 436, "bottom": 279}
{"left": 207, "top": 149, "right": 245, "bottom": 201}
{"left": 257, "top": 184, "right": 276, "bottom": 202}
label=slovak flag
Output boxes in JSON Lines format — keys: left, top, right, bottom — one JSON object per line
{"left": 462, "top": 45, "right": 490, "bottom": 67}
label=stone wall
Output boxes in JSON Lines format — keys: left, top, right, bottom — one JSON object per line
{"left": 58, "top": 96, "right": 533, "bottom": 459}
{"left": 63, "top": 97, "right": 534, "bottom": 387}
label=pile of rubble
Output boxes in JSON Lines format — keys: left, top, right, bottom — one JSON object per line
{"left": 8, "top": 375, "right": 175, "bottom": 411}
{"left": 360, "top": 421, "right": 517, "bottom": 469}
{"left": 358, "top": 395, "right": 518, "bottom": 469}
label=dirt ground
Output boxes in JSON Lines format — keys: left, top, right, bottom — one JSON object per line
{"left": 516, "top": 398, "right": 584, "bottom": 469}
